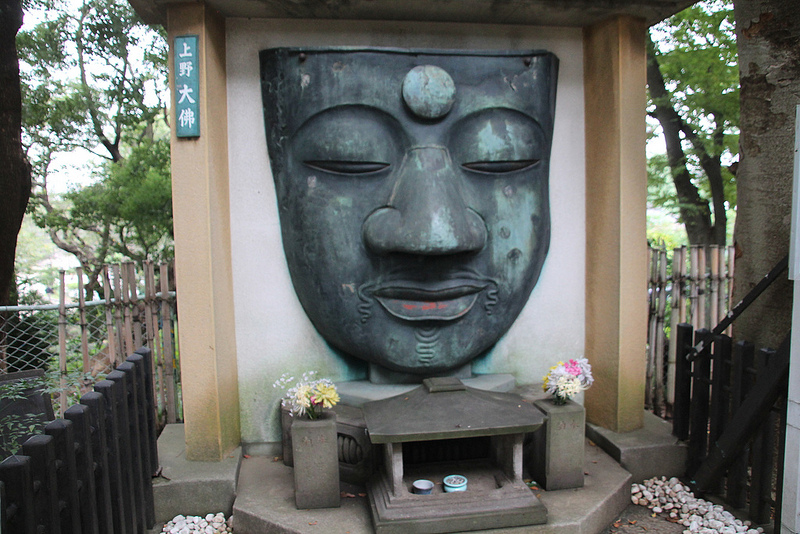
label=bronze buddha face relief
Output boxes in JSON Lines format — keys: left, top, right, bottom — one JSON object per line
{"left": 261, "top": 48, "right": 558, "bottom": 377}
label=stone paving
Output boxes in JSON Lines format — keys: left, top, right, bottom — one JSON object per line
{"left": 155, "top": 506, "right": 693, "bottom": 533}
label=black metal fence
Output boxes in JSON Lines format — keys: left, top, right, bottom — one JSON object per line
{"left": 0, "top": 347, "right": 159, "bottom": 534}
{"left": 673, "top": 323, "right": 789, "bottom": 531}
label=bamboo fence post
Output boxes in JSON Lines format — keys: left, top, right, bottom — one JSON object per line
{"left": 127, "top": 262, "right": 143, "bottom": 350}
{"left": 58, "top": 270, "right": 68, "bottom": 417}
{"left": 720, "top": 247, "right": 727, "bottom": 330}
{"left": 160, "top": 263, "right": 177, "bottom": 423}
{"left": 654, "top": 248, "right": 668, "bottom": 414}
{"left": 144, "top": 261, "right": 165, "bottom": 420}
{"left": 111, "top": 264, "right": 126, "bottom": 363}
{"left": 666, "top": 247, "right": 686, "bottom": 408}
{"left": 709, "top": 246, "right": 721, "bottom": 329}
{"left": 689, "top": 246, "right": 700, "bottom": 329}
{"left": 143, "top": 261, "right": 156, "bottom": 352}
{"left": 77, "top": 267, "right": 90, "bottom": 375}
{"left": 114, "top": 264, "right": 132, "bottom": 359}
{"left": 103, "top": 266, "right": 118, "bottom": 368}
{"left": 0, "top": 322, "right": 6, "bottom": 373}
{"left": 677, "top": 246, "right": 688, "bottom": 324}
{"left": 697, "top": 246, "right": 707, "bottom": 330}
{"left": 0, "top": 332, "right": 6, "bottom": 373}
{"left": 646, "top": 246, "right": 658, "bottom": 409}
{"left": 667, "top": 248, "right": 682, "bottom": 407}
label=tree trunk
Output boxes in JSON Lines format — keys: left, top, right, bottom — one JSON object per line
{"left": 732, "top": 0, "right": 800, "bottom": 348}
{"left": 0, "top": 0, "right": 32, "bottom": 306}
{"left": 646, "top": 36, "right": 727, "bottom": 246}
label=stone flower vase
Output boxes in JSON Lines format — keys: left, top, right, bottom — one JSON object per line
{"left": 291, "top": 411, "right": 340, "bottom": 509}
{"left": 528, "top": 397, "right": 586, "bottom": 491}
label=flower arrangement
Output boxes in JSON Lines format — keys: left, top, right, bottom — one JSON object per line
{"left": 542, "top": 357, "right": 594, "bottom": 404}
{"left": 273, "top": 372, "right": 340, "bottom": 419}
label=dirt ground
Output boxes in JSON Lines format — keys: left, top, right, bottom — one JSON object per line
{"left": 600, "top": 504, "right": 686, "bottom": 534}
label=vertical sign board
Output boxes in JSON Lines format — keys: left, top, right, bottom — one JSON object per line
{"left": 174, "top": 35, "right": 200, "bottom": 138}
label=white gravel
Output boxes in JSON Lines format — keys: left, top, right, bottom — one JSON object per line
{"left": 161, "top": 513, "right": 233, "bottom": 534}
{"left": 632, "top": 477, "right": 765, "bottom": 534}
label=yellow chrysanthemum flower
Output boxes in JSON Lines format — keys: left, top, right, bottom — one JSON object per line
{"left": 314, "top": 383, "right": 340, "bottom": 409}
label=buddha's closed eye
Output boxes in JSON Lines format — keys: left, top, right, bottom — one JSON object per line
{"left": 461, "top": 160, "right": 540, "bottom": 174}
{"left": 304, "top": 161, "right": 390, "bottom": 175}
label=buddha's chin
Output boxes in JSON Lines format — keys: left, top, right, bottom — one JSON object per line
{"left": 336, "top": 321, "right": 498, "bottom": 376}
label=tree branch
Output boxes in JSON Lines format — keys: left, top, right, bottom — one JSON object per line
{"left": 647, "top": 34, "right": 717, "bottom": 245}
{"left": 75, "top": 2, "right": 123, "bottom": 163}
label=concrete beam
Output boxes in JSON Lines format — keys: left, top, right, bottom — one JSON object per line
{"left": 132, "top": 0, "right": 697, "bottom": 28}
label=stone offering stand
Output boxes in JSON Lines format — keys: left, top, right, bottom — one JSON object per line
{"left": 361, "top": 377, "right": 547, "bottom": 533}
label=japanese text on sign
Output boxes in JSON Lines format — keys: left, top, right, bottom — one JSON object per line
{"left": 175, "top": 35, "right": 200, "bottom": 138}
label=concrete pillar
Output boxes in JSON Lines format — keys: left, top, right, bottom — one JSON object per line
{"left": 583, "top": 15, "right": 648, "bottom": 433}
{"left": 167, "top": 4, "right": 240, "bottom": 460}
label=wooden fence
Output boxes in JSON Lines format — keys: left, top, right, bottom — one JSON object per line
{"left": 672, "top": 324, "right": 788, "bottom": 531}
{"left": 647, "top": 245, "right": 736, "bottom": 416}
{"left": 0, "top": 347, "right": 159, "bottom": 534}
{"left": 0, "top": 261, "right": 180, "bottom": 425}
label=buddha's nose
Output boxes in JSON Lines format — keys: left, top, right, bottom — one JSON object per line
{"left": 362, "top": 147, "right": 487, "bottom": 256}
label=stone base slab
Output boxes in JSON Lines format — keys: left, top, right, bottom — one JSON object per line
{"left": 231, "top": 439, "right": 631, "bottom": 534}
{"left": 152, "top": 424, "right": 241, "bottom": 524}
{"left": 586, "top": 410, "right": 687, "bottom": 484}
{"left": 367, "top": 460, "right": 546, "bottom": 533}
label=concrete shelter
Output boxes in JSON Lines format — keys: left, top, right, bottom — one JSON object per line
{"left": 128, "top": 0, "right": 698, "bottom": 462}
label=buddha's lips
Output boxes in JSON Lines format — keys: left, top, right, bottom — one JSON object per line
{"left": 372, "top": 281, "right": 487, "bottom": 321}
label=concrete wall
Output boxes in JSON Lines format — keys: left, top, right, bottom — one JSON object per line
{"left": 225, "top": 19, "right": 587, "bottom": 449}
{"left": 781, "top": 105, "right": 800, "bottom": 534}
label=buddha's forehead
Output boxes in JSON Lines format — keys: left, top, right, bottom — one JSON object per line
{"left": 260, "top": 47, "right": 558, "bottom": 137}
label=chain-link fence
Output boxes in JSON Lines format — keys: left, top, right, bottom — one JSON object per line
{"left": 0, "top": 261, "right": 181, "bottom": 427}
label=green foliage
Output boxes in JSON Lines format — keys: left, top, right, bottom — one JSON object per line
{"left": 653, "top": 1, "right": 739, "bottom": 134}
{"left": 66, "top": 138, "right": 173, "bottom": 261}
{"left": 0, "top": 369, "right": 94, "bottom": 456}
{"left": 647, "top": 0, "right": 738, "bottom": 245}
{"left": 17, "top": 0, "right": 171, "bottom": 295}
{"left": 648, "top": 153, "right": 679, "bottom": 213}
{"left": 13, "top": 217, "right": 62, "bottom": 292}
{"left": 0, "top": 376, "right": 49, "bottom": 456}
{"left": 648, "top": 210, "right": 689, "bottom": 251}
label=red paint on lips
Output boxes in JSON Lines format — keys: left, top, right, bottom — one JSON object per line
{"left": 401, "top": 302, "right": 449, "bottom": 311}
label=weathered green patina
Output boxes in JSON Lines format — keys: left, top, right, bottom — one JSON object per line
{"left": 261, "top": 48, "right": 558, "bottom": 377}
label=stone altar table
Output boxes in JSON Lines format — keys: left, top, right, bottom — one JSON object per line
{"left": 361, "top": 377, "right": 547, "bottom": 533}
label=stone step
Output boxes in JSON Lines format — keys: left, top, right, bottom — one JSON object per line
{"left": 586, "top": 410, "right": 687, "bottom": 484}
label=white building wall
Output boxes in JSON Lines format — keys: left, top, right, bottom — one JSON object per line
{"left": 782, "top": 105, "right": 800, "bottom": 534}
{"left": 225, "top": 18, "right": 586, "bottom": 449}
